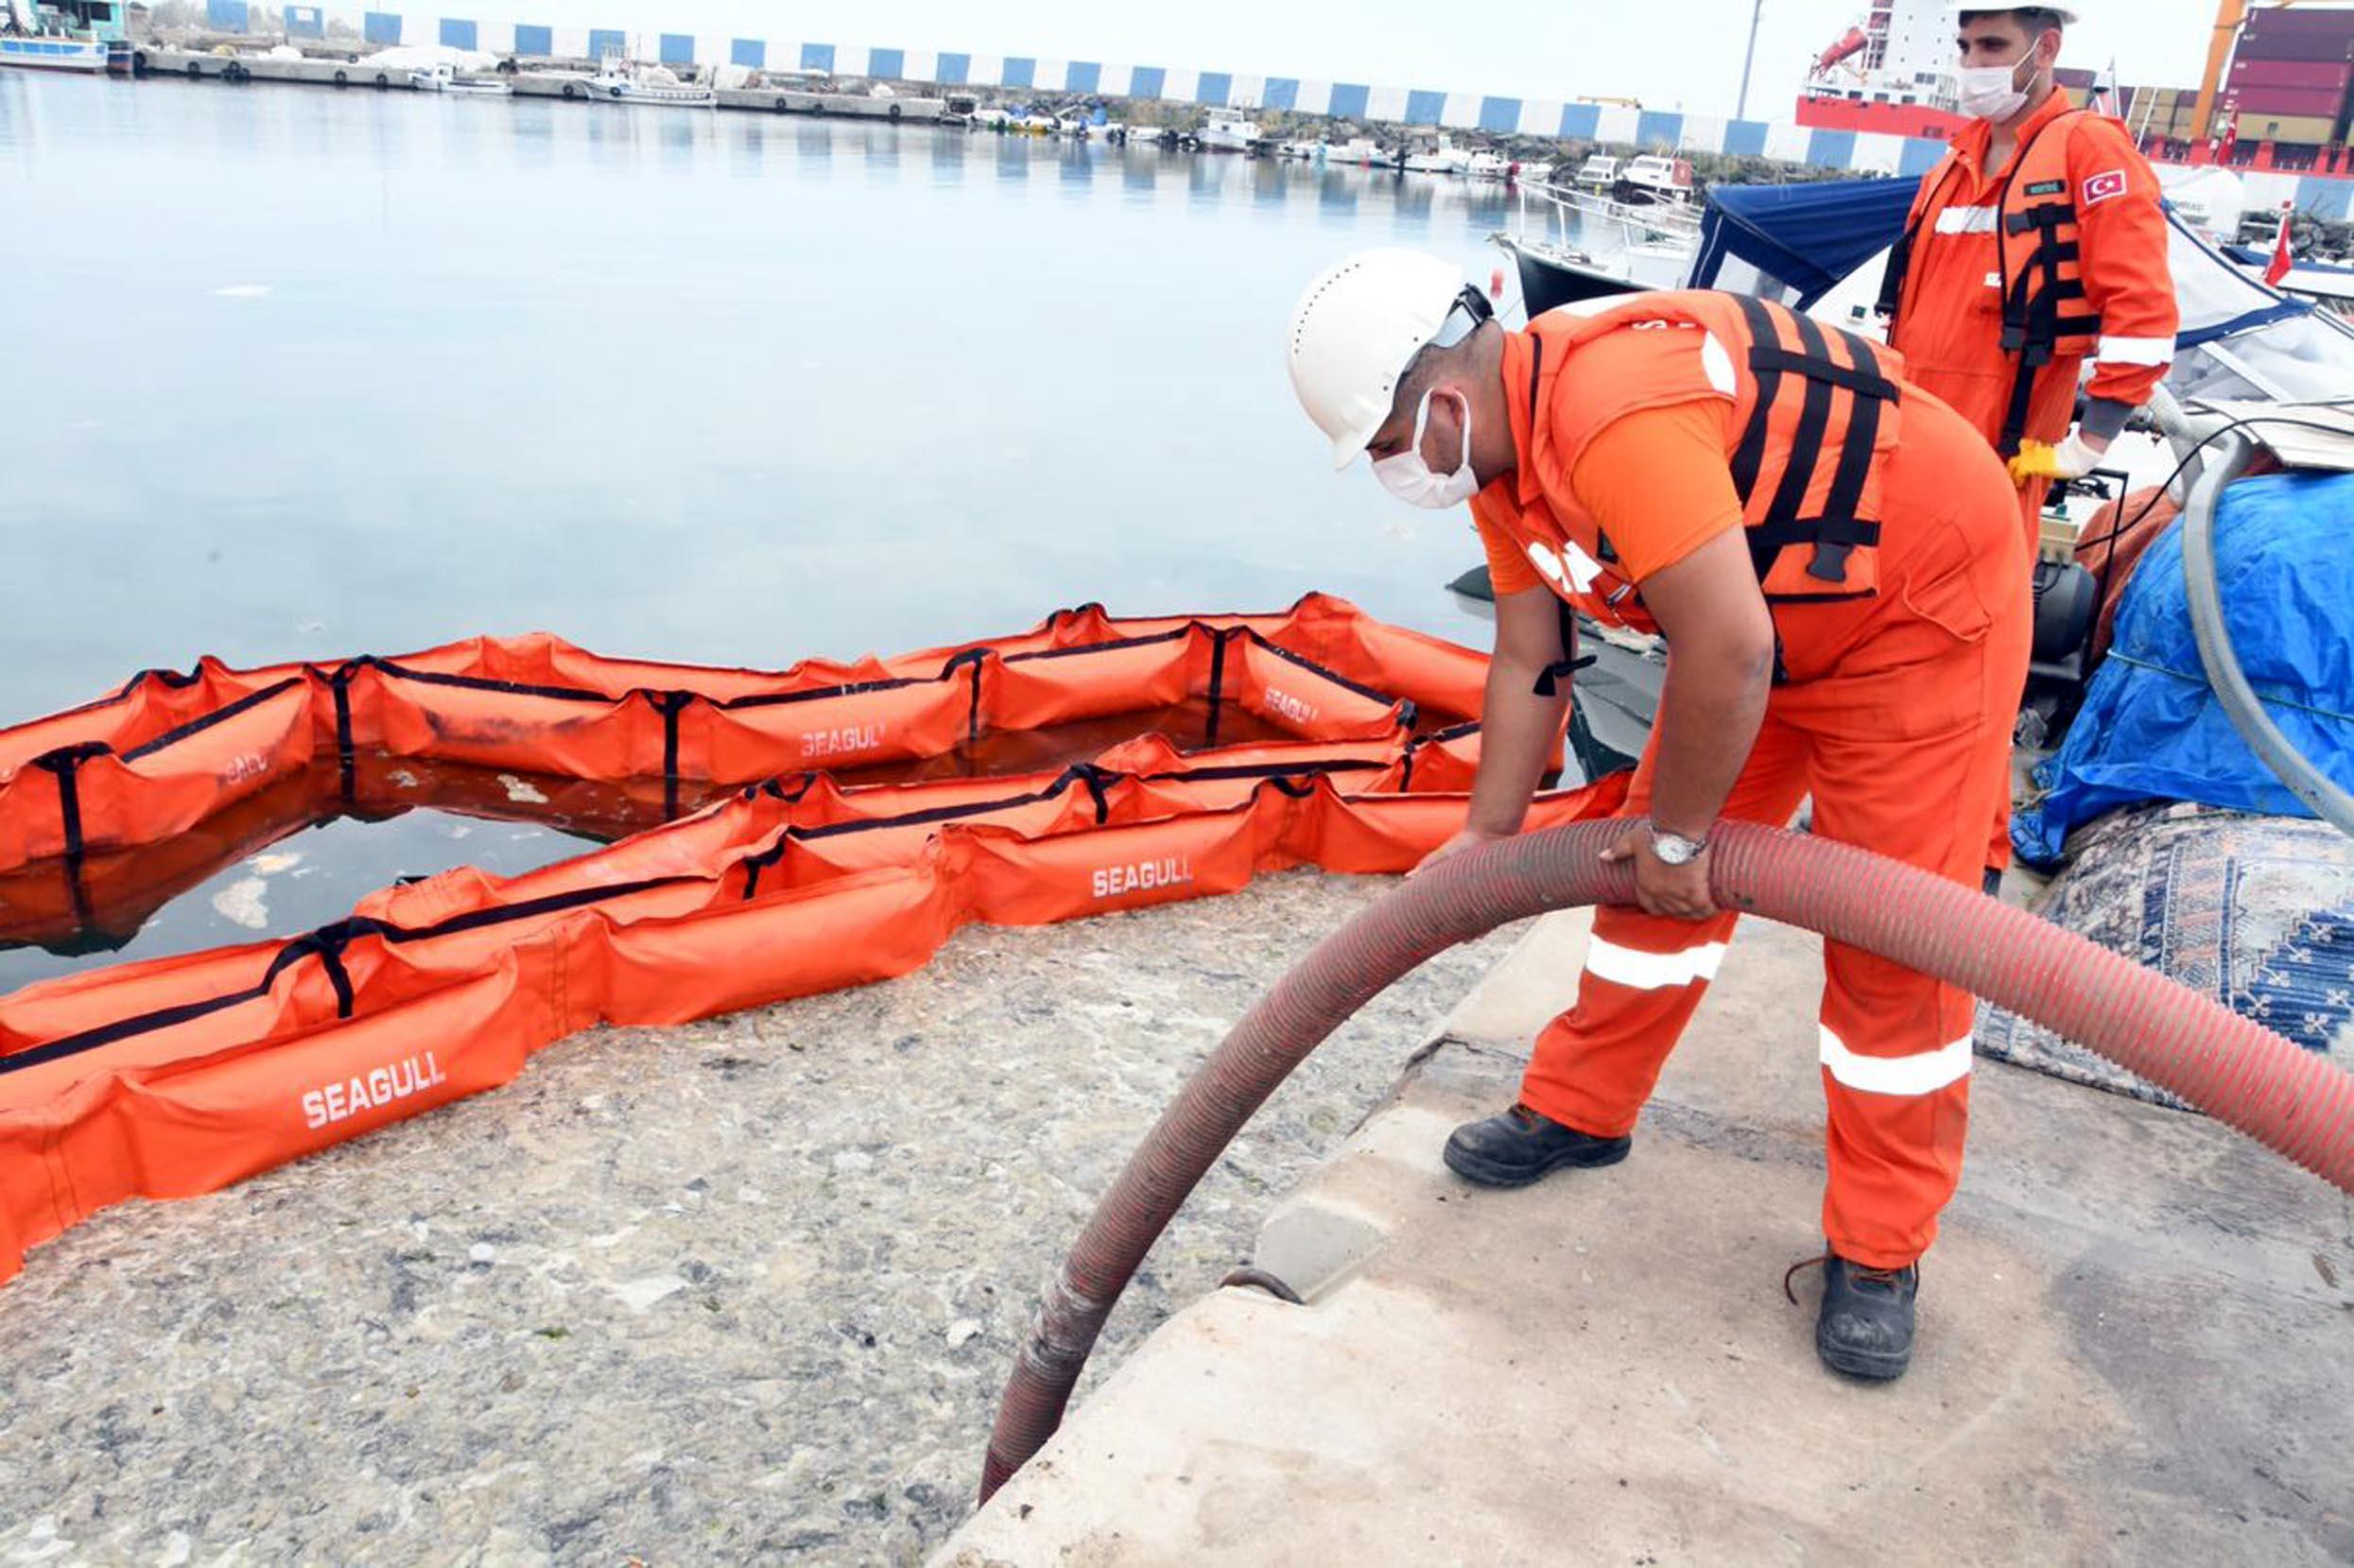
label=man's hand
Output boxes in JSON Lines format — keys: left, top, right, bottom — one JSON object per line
{"left": 1409, "top": 825, "right": 1507, "bottom": 878}
{"left": 2008, "top": 427, "right": 2110, "bottom": 487}
{"left": 1600, "top": 823, "right": 1718, "bottom": 921}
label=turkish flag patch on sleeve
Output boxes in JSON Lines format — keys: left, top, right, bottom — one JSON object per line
{"left": 2082, "top": 169, "right": 2129, "bottom": 207}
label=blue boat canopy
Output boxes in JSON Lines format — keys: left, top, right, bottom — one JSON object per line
{"left": 1688, "top": 177, "right": 1925, "bottom": 308}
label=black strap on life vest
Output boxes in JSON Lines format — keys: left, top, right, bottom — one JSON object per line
{"left": 1532, "top": 596, "right": 1597, "bottom": 698}
{"left": 1730, "top": 294, "right": 1896, "bottom": 599}
{"left": 1876, "top": 158, "right": 1961, "bottom": 334}
{"left": 1880, "top": 111, "right": 2104, "bottom": 457}
{"left": 1997, "top": 198, "right": 2106, "bottom": 457}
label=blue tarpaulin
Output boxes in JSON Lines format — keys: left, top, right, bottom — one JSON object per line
{"left": 2016, "top": 471, "right": 2354, "bottom": 865}
{"left": 1688, "top": 178, "right": 1923, "bottom": 307}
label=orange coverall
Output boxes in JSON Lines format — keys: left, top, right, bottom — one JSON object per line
{"left": 1890, "top": 93, "right": 2179, "bottom": 536}
{"left": 1472, "top": 324, "right": 2033, "bottom": 1268}
{"left": 1887, "top": 94, "right": 2176, "bottom": 875}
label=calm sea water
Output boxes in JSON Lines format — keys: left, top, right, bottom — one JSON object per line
{"left": 0, "top": 71, "right": 1629, "bottom": 987}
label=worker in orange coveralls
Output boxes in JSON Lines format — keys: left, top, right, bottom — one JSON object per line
{"left": 1286, "top": 250, "right": 2031, "bottom": 1381}
{"left": 1882, "top": 5, "right": 2177, "bottom": 889}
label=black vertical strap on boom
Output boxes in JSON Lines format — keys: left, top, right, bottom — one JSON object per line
{"left": 327, "top": 662, "right": 360, "bottom": 807}
{"left": 642, "top": 689, "right": 696, "bottom": 821}
{"left": 1204, "top": 628, "right": 1232, "bottom": 748}
{"left": 30, "top": 743, "right": 108, "bottom": 935}
{"left": 940, "top": 647, "right": 989, "bottom": 748}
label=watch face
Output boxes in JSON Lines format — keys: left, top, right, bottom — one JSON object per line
{"left": 1652, "top": 832, "right": 1702, "bottom": 865}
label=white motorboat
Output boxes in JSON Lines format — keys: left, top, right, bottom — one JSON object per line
{"left": 1617, "top": 154, "right": 1696, "bottom": 208}
{"left": 1466, "top": 151, "right": 1512, "bottom": 181}
{"left": 1515, "top": 161, "right": 1555, "bottom": 186}
{"left": 408, "top": 61, "right": 511, "bottom": 95}
{"left": 1572, "top": 154, "right": 1619, "bottom": 192}
{"left": 1197, "top": 106, "right": 1263, "bottom": 154}
{"left": 0, "top": 0, "right": 126, "bottom": 72}
{"left": 1277, "top": 139, "right": 1324, "bottom": 162}
{"left": 582, "top": 57, "right": 716, "bottom": 107}
{"left": 1402, "top": 133, "right": 1473, "bottom": 175}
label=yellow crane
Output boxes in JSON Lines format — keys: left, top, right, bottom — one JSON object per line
{"left": 2190, "top": 0, "right": 2325, "bottom": 142}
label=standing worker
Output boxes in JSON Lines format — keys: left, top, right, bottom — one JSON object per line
{"left": 1287, "top": 250, "right": 2032, "bottom": 1382}
{"left": 1880, "top": 5, "right": 2178, "bottom": 886}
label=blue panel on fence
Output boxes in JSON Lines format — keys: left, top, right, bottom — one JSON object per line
{"left": 1000, "top": 56, "right": 1035, "bottom": 87}
{"left": 363, "top": 11, "right": 402, "bottom": 44}
{"left": 1559, "top": 101, "right": 1601, "bottom": 139}
{"left": 440, "top": 17, "right": 476, "bottom": 49}
{"left": 1723, "top": 119, "right": 1770, "bottom": 156}
{"left": 1636, "top": 110, "right": 1683, "bottom": 147}
{"left": 1899, "top": 136, "right": 1949, "bottom": 176}
{"left": 731, "top": 37, "right": 763, "bottom": 68}
{"left": 867, "top": 47, "right": 903, "bottom": 79}
{"left": 1806, "top": 128, "right": 1857, "bottom": 168}
{"left": 1196, "top": 70, "right": 1231, "bottom": 106}
{"left": 659, "top": 32, "right": 692, "bottom": 63}
{"left": 1263, "top": 77, "right": 1299, "bottom": 111}
{"left": 587, "top": 28, "right": 625, "bottom": 60}
{"left": 1064, "top": 60, "right": 1099, "bottom": 93}
{"left": 801, "top": 42, "right": 834, "bottom": 72}
{"left": 284, "top": 4, "right": 322, "bottom": 34}
{"left": 936, "top": 51, "right": 968, "bottom": 85}
{"left": 1404, "top": 89, "right": 1445, "bottom": 125}
{"left": 1131, "top": 65, "right": 1166, "bottom": 98}
{"left": 1479, "top": 95, "right": 1521, "bottom": 133}
{"left": 1328, "top": 82, "right": 1370, "bottom": 120}
{"left": 205, "top": 0, "right": 248, "bottom": 30}
{"left": 512, "top": 23, "right": 550, "bottom": 55}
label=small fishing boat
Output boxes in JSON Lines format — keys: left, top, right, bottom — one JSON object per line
{"left": 582, "top": 56, "right": 716, "bottom": 108}
{"left": 408, "top": 61, "right": 511, "bottom": 95}
{"left": 1197, "top": 106, "right": 1264, "bottom": 153}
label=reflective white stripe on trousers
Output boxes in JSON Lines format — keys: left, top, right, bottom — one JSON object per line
{"left": 1584, "top": 935, "right": 1728, "bottom": 991}
{"left": 1818, "top": 1026, "right": 1974, "bottom": 1096}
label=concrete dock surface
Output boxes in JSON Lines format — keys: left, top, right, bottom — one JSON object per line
{"left": 0, "top": 872, "right": 1532, "bottom": 1565}
{"left": 943, "top": 909, "right": 2354, "bottom": 1566}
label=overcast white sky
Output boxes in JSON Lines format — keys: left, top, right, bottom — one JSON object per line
{"left": 550, "top": 1, "right": 2259, "bottom": 116}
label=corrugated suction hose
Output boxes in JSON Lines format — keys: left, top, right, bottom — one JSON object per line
{"left": 979, "top": 817, "right": 2354, "bottom": 1501}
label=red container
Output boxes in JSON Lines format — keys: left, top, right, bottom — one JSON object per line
{"left": 2226, "top": 59, "right": 2354, "bottom": 93}
{"left": 2228, "top": 87, "right": 2349, "bottom": 119}
{"left": 2234, "top": 30, "right": 2354, "bottom": 66}
{"left": 2241, "top": 9, "right": 2354, "bottom": 47}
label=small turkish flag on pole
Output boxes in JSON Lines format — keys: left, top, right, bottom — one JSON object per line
{"left": 2265, "top": 204, "right": 2296, "bottom": 287}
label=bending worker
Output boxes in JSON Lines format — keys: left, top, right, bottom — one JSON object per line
{"left": 1882, "top": 5, "right": 2176, "bottom": 884}
{"left": 1286, "top": 250, "right": 2031, "bottom": 1382}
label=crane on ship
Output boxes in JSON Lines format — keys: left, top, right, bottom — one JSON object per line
{"left": 2191, "top": 1, "right": 2327, "bottom": 142}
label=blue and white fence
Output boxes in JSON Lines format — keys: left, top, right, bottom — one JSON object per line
{"left": 188, "top": 0, "right": 2354, "bottom": 214}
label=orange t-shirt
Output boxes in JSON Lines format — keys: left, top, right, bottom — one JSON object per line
{"left": 1475, "top": 398, "right": 1742, "bottom": 598}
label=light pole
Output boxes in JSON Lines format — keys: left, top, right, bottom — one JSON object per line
{"left": 1736, "top": 0, "right": 1767, "bottom": 121}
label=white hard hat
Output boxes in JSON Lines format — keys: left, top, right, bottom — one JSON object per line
{"left": 1287, "top": 249, "right": 1480, "bottom": 471}
{"left": 1949, "top": 3, "right": 2079, "bottom": 22}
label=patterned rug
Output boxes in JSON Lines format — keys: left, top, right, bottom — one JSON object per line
{"left": 1976, "top": 802, "right": 2354, "bottom": 1110}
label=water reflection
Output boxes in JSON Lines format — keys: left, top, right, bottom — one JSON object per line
{"left": 0, "top": 73, "right": 1631, "bottom": 990}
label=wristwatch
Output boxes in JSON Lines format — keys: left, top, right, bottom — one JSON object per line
{"left": 1648, "top": 823, "right": 1710, "bottom": 866}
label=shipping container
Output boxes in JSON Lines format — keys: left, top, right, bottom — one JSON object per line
{"left": 2226, "top": 59, "right": 2354, "bottom": 93}
{"left": 2229, "top": 88, "right": 2350, "bottom": 119}
{"left": 2239, "top": 8, "right": 2354, "bottom": 47}
{"left": 2241, "top": 112, "right": 2345, "bottom": 146}
{"left": 2234, "top": 29, "right": 2354, "bottom": 67}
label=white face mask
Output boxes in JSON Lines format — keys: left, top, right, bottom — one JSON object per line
{"left": 1957, "top": 43, "right": 2042, "bottom": 121}
{"left": 1372, "top": 389, "right": 1480, "bottom": 510}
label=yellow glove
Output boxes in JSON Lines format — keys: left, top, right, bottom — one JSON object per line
{"left": 2007, "top": 430, "right": 2103, "bottom": 487}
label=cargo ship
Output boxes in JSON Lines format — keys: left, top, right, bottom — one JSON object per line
{"left": 1795, "top": 0, "right": 2354, "bottom": 186}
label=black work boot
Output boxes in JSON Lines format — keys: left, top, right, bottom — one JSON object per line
{"left": 1442, "top": 1104, "right": 1632, "bottom": 1189}
{"left": 1812, "top": 1252, "right": 1919, "bottom": 1382}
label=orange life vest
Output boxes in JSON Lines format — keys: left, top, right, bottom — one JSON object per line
{"left": 1496, "top": 291, "right": 1904, "bottom": 643}
{"left": 1878, "top": 109, "right": 2103, "bottom": 457}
